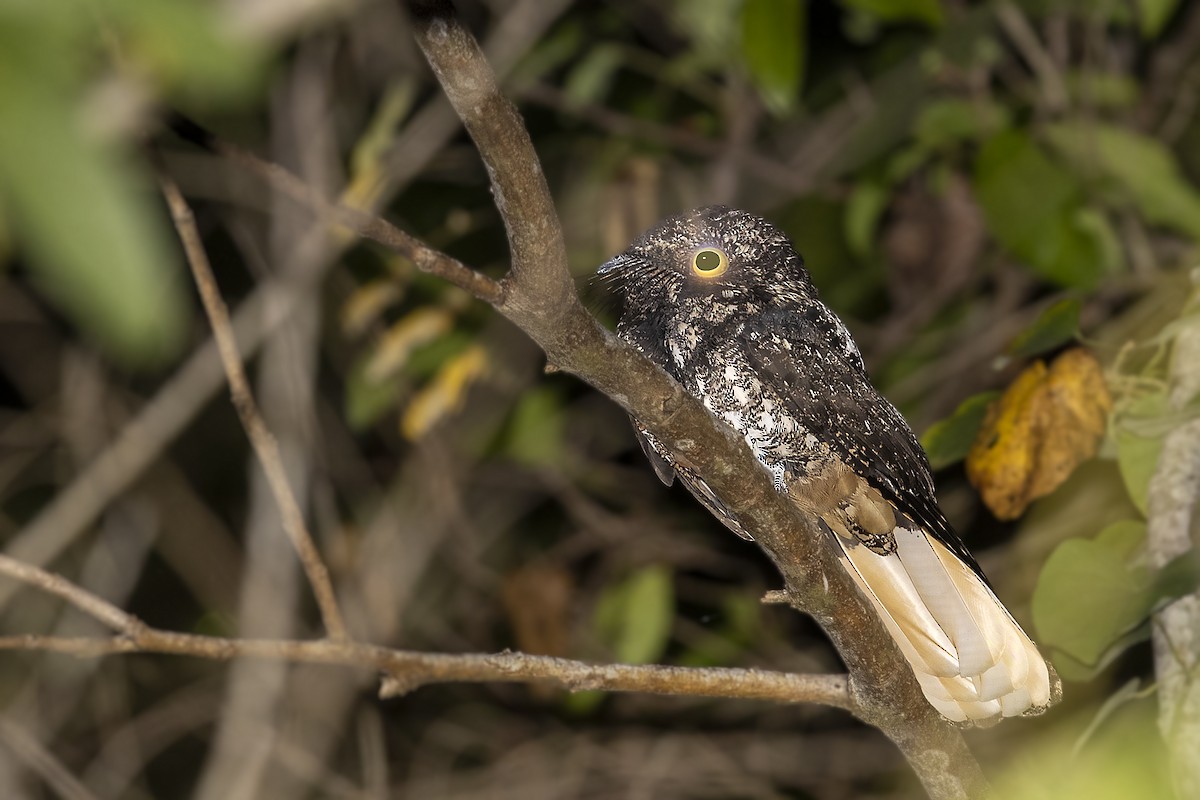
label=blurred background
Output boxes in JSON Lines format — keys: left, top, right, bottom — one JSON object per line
{"left": 1, "top": 0, "right": 1198, "bottom": 797}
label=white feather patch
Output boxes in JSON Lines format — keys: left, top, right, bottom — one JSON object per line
{"left": 832, "top": 525, "right": 1052, "bottom": 722}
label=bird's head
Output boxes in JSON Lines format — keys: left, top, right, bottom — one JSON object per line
{"left": 595, "top": 206, "right": 812, "bottom": 320}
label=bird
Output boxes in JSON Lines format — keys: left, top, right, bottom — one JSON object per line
{"left": 596, "top": 205, "right": 1056, "bottom": 724}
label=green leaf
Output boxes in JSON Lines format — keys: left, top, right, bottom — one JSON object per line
{"left": 974, "top": 130, "right": 1117, "bottom": 288}
{"left": 1154, "top": 548, "right": 1200, "bottom": 605}
{"left": 593, "top": 565, "right": 674, "bottom": 665}
{"left": 103, "top": 0, "right": 265, "bottom": 101}
{"left": 563, "top": 44, "right": 624, "bottom": 108}
{"left": 671, "top": 0, "right": 742, "bottom": 55}
{"left": 1032, "top": 520, "right": 1153, "bottom": 667}
{"left": 1008, "top": 298, "right": 1082, "bottom": 358}
{"left": 1137, "top": 0, "right": 1180, "bottom": 38}
{"left": 344, "top": 355, "right": 402, "bottom": 431}
{"left": 993, "top": 694, "right": 1173, "bottom": 800}
{"left": 839, "top": 0, "right": 944, "bottom": 27}
{"left": 844, "top": 181, "right": 888, "bottom": 258}
{"left": 1072, "top": 678, "right": 1145, "bottom": 756}
{"left": 1045, "top": 122, "right": 1200, "bottom": 240}
{"left": 740, "top": 0, "right": 806, "bottom": 115}
{"left": 0, "top": 64, "right": 187, "bottom": 365}
{"left": 884, "top": 144, "right": 929, "bottom": 184}
{"left": 677, "top": 592, "right": 760, "bottom": 667}
{"left": 1065, "top": 71, "right": 1139, "bottom": 109}
{"left": 921, "top": 391, "right": 1000, "bottom": 470}
{"left": 1116, "top": 430, "right": 1163, "bottom": 515}
{"left": 913, "top": 98, "right": 1009, "bottom": 150}
{"left": 504, "top": 388, "right": 565, "bottom": 467}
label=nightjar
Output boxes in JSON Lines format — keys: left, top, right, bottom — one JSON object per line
{"left": 597, "top": 206, "right": 1055, "bottom": 723}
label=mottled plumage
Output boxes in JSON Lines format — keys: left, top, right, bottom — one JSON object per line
{"left": 598, "top": 206, "right": 1056, "bottom": 723}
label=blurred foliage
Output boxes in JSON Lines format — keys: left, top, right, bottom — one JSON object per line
{"left": 0, "top": 0, "right": 271, "bottom": 365}
{"left": 3, "top": 0, "right": 1200, "bottom": 797}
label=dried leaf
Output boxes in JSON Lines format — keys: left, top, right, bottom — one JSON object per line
{"left": 501, "top": 562, "right": 573, "bottom": 658}
{"left": 364, "top": 308, "right": 453, "bottom": 383}
{"left": 400, "top": 344, "right": 487, "bottom": 440}
{"left": 340, "top": 280, "right": 403, "bottom": 339}
{"left": 967, "top": 348, "right": 1112, "bottom": 519}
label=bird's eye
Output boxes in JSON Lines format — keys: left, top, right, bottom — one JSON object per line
{"left": 691, "top": 248, "right": 728, "bottom": 278}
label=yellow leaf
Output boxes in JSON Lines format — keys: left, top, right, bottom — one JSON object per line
{"left": 967, "top": 348, "right": 1112, "bottom": 520}
{"left": 400, "top": 344, "right": 487, "bottom": 440}
{"left": 340, "top": 280, "right": 403, "bottom": 338}
{"left": 364, "top": 308, "right": 452, "bottom": 383}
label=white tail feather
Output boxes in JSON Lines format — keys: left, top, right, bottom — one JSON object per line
{"left": 834, "top": 526, "right": 1053, "bottom": 723}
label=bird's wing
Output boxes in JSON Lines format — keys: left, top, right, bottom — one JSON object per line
{"left": 745, "top": 309, "right": 984, "bottom": 577}
{"left": 632, "top": 420, "right": 677, "bottom": 486}
{"left": 633, "top": 422, "right": 755, "bottom": 541}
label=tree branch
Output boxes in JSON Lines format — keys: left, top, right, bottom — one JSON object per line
{"left": 1147, "top": 295, "right": 1200, "bottom": 799}
{"left": 160, "top": 175, "right": 348, "bottom": 642}
{"left": 0, "top": 549, "right": 851, "bottom": 710}
{"left": 166, "top": 114, "right": 504, "bottom": 306}
{"left": 0, "top": 633, "right": 851, "bottom": 711}
{"left": 409, "top": 0, "right": 575, "bottom": 316}
{"left": 0, "top": 554, "right": 135, "bottom": 634}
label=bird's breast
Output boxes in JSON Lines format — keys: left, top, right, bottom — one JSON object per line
{"left": 688, "top": 344, "right": 829, "bottom": 479}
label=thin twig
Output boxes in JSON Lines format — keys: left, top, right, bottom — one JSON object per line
{"left": 996, "top": 2, "right": 1069, "bottom": 112}
{"left": 0, "top": 720, "right": 101, "bottom": 800}
{"left": 159, "top": 175, "right": 349, "bottom": 642}
{"left": 167, "top": 115, "right": 504, "bottom": 306}
{"left": 0, "top": 554, "right": 135, "bottom": 634}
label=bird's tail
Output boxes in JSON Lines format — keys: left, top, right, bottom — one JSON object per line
{"left": 833, "top": 525, "right": 1055, "bottom": 723}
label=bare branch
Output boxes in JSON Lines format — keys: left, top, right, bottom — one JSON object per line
{"left": 159, "top": 175, "right": 348, "bottom": 642}
{"left": 0, "top": 720, "right": 100, "bottom": 800}
{"left": 0, "top": 554, "right": 136, "bottom": 634}
{"left": 408, "top": 0, "right": 574, "bottom": 314}
{"left": 167, "top": 115, "right": 504, "bottom": 305}
{"left": 0, "top": 633, "right": 852, "bottom": 712}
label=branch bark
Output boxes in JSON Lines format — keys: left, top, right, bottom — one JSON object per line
{"left": 160, "top": 175, "right": 348, "bottom": 642}
{"left": 0, "top": 633, "right": 851, "bottom": 711}
{"left": 1147, "top": 292, "right": 1200, "bottom": 799}
{"left": 0, "top": 548, "right": 850, "bottom": 711}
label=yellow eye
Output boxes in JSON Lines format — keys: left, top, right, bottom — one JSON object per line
{"left": 691, "top": 248, "right": 728, "bottom": 278}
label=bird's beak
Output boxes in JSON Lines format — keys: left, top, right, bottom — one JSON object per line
{"left": 595, "top": 253, "right": 634, "bottom": 277}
